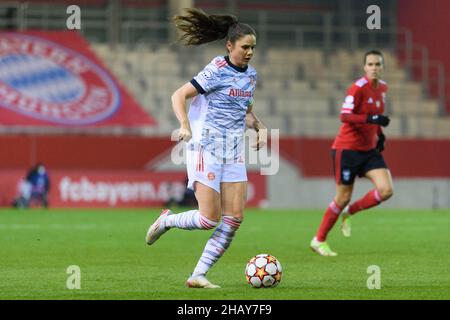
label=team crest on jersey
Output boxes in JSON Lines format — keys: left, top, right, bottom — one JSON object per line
{"left": 368, "top": 97, "right": 374, "bottom": 104}
{"left": 207, "top": 172, "right": 216, "bottom": 181}
{"left": 0, "top": 33, "right": 120, "bottom": 125}
{"left": 342, "top": 169, "right": 351, "bottom": 182}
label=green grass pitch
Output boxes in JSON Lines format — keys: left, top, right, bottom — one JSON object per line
{"left": 0, "top": 208, "right": 449, "bottom": 300}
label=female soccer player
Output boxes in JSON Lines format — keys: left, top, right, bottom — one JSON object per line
{"left": 145, "top": 8, "right": 265, "bottom": 288}
{"left": 310, "top": 50, "right": 393, "bottom": 256}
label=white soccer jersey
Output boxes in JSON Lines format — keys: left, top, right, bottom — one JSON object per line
{"left": 188, "top": 55, "right": 257, "bottom": 162}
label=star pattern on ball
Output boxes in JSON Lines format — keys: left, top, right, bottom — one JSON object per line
{"left": 246, "top": 254, "right": 282, "bottom": 288}
{"left": 255, "top": 266, "right": 269, "bottom": 280}
{"left": 274, "top": 271, "right": 282, "bottom": 282}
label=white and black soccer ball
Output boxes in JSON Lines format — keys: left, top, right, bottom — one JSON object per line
{"left": 245, "top": 254, "right": 282, "bottom": 288}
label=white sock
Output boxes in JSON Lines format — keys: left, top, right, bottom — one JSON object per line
{"left": 192, "top": 216, "right": 242, "bottom": 276}
{"left": 164, "top": 209, "right": 217, "bottom": 230}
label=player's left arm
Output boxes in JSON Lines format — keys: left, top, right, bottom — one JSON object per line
{"left": 246, "top": 104, "right": 265, "bottom": 131}
{"left": 246, "top": 104, "right": 267, "bottom": 150}
{"left": 376, "top": 119, "right": 386, "bottom": 152}
{"left": 376, "top": 85, "right": 388, "bottom": 152}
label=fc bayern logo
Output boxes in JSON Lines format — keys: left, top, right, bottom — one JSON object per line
{"left": 0, "top": 33, "right": 120, "bottom": 125}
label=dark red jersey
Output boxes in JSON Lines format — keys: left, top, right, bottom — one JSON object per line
{"left": 332, "top": 76, "right": 388, "bottom": 151}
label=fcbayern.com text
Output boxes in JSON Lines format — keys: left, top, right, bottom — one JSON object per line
{"left": 59, "top": 176, "right": 185, "bottom": 206}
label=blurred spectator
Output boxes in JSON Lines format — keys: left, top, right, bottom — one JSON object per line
{"left": 12, "top": 177, "right": 32, "bottom": 209}
{"left": 27, "top": 163, "right": 51, "bottom": 208}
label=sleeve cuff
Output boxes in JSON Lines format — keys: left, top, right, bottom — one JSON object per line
{"left": 190, "top": 79, "right": 206, "bottom": 94}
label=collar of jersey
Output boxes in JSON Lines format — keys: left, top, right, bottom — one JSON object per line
{"left": 364, "top": 75, "right": 381, "bottom": 90}
{"left": 224, "top": 56, "right": 248, "bottom": 72}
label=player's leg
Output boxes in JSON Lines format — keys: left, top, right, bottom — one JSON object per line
{"left": 146, "top": 182, "right": 221, "bottom": 245}
{"left": 344, "top": 151, "right": 393, "bottom": 216}
{"left": 188, "top": 182, "right": 246, "bottom": 288}
{"left": 165, "top": 182, "right": 221, "bottom": 229}
{"left": 29, "top": 192, "right": 38, "bottom": 207}
{"left": 311, "top": 183, "right": 353, "bottom": 256}
{"left": 311, "top": 150, "right": 356, "bottom": 256}
{"left": 346, "top": 168, "right": 393, "bottom": 216}
{"left": 340, "top": 153, "right": 393, "bottom": 237}
{"left": 191, "top": 181, "right": 246, "bottom": 277}
{"left": 42, "top": 192, "right": 49, "bottom": 208}
{"left": 164, "top": 152, "right": 223, "bottom": 230}
{"left": 146, "top": 148, "right": 222, "bottom": 245}
{"left": 187, "top": 164, "right": 247, "bottom": 288}
{"left": 183, "top": 183, "right": 226, "bottom": 289}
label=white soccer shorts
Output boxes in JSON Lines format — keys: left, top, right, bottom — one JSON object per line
{"left": 186, "top": 146, "right": 247, "bottom": 193}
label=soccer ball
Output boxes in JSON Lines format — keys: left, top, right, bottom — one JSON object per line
{"left": 245, "top": 254, "right": 282, "bottom": 288}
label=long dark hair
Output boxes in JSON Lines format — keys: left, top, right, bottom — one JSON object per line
{"left": 172, "top": 8, "right": 256, "bottom": 46}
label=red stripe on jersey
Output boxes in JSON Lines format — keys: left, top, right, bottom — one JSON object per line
{"left": 200, "top": 147, "right": 204, "bottom": 172}
{"left": 196, "top": 147, "right": 203, "bottom": 172}
{"left": 196, "top": 148, "right": 202, "bottom": 172}
{"left": 196, "top": 151, "right": 199, "bottom": 171}
{"left": 216, "top": 60, "right": 227, "bottom": 68}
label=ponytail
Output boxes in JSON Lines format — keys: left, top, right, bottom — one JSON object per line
{"left": 173, "top": 8, "right": 255, "bottom": 46}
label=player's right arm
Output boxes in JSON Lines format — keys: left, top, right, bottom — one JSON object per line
{"left": 339, "top": 84, "right": 366, "bottom": 124}
{"left": 171, "top": 82, "right": 198, "bottom": 142}
{"left": 172, "top": 57, "right": 222, "bottom": 142}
